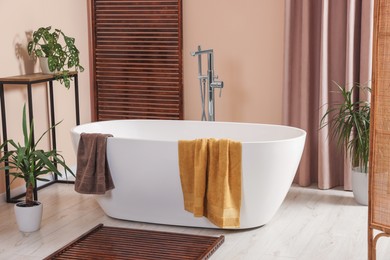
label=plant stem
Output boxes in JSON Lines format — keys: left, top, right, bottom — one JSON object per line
{"left": 25, "top": 182, "right": 34, "bottom": 206}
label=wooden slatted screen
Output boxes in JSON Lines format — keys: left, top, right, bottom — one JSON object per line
{"left": 90, "top": 0, "right": 183, "bottom": 121}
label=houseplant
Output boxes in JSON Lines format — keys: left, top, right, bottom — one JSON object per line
{"left": 0, "top": 104, "right": 74, "bottom": 232}
{"left": 27, "top": 26, "right": 84, "bottom": 88}
{"left": 320, "top": 82, "right": 370, "bottom": 205}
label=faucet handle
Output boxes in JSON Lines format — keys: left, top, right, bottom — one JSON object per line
{"left": 219, "top": 87, "right": 222, "bottom": 98}
{"left": 211, "top": 81, "right": 223, "bottom": 89}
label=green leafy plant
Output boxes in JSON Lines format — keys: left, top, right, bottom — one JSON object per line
{"left": 320, "top": 83, "right": 370, "bottom": 173}
{"left": 27, "top": 26, "right": 84, "bottom": 88}
{"left": 0, "top": 104, "right": 74, "bottom": 206}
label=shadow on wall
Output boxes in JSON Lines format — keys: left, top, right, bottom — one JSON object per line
{"left": 13, "top": 31, "right": 35, "bottom": 75}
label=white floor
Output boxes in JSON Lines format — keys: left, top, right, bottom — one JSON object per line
{"left": 0, "top": 184, "right": 389, "bottom": 260}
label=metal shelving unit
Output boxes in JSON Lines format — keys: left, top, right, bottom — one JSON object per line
{"left": 0, "top": 72, "right": 80, "bottom": 203}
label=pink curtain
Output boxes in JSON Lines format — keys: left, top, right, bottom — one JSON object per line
{"left": 283, "top": 0, "right": 374, "bottom": 190}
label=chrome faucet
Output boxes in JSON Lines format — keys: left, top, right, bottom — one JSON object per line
{"left": 191, "top": 46, "right": 224, "bottom": 121}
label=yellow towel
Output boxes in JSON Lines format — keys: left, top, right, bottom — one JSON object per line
{"left": 178, "top": 139, "right": 208, "bottom": 216}
{"left": 178, "top": 138, "right": 242, "bottom": 228}
{"left": 206, "top": 138, "right": 242, "bottom": 228}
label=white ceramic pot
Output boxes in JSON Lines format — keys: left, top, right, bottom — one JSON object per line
{"left": 14, "top": 201, "right": 43, "bottom": 232}
{"left": 352, "top": 167, "right": 368, "bottom": 206}
{"left": 39, "top": 57, "right": 55, "bottom": 74}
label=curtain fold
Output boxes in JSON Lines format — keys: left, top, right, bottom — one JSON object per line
{"left": 283, "top": 0, "right": 374, "bottom": 190}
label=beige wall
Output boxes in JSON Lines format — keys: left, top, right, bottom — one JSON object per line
{"left": 0, "top": 0, "right": 91, "bottom": 194}
{"left": 183, "top": 0, "right": 285, "bottom": 123}
{"left": 0, "top": 0, "right": 285, "bottom": 195}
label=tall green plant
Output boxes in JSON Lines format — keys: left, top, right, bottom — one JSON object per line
{"left": 27, "top": 26, "right": 84, "bottom": 88}
{"left": 0, "top": 104, "right": 74, "bottom": 206}
{"left": 320, "top": 83, "right": 370, "bottom": 172}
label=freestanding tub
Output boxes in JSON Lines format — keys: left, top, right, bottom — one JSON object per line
{"left": 70, "top": 120, "right": 306, "bottom": 229}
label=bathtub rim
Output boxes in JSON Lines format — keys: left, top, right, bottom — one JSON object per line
{"left": 70, "top": 119, "right": 307, "bottom": 144}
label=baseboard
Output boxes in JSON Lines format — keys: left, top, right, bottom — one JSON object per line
{"left": 56, "top": 165, "right": 77, "bottom": 181}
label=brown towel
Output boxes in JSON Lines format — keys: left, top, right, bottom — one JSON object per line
{"left": 178, "top": 138, "right": 242, "bottom": 228}
{"left": 75, "top": 133, "right": 115, "bottom": 194}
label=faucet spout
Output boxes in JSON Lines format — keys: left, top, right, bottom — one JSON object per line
{"left": 191, "top": 49, "right": 214, "bottom": 56}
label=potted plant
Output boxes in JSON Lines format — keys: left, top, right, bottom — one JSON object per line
{"left": 320, "top": 82, "right": 370, "bottom": 205}
{"left": 27, "top": 26, "right": 84, "bottom": 88}
{"left": 0, "top": 104, "right": 74, "bottom": 232}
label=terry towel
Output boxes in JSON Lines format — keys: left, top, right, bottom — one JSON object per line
{"left": 178, "top": 138, "right": 242, "bottom": 228}
{"left": 75, "top": 133, "right": 115, "bottom": 194}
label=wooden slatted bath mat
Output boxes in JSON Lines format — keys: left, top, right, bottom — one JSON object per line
{"left": 44, "top": 224, "right": 224, "bottom": 260}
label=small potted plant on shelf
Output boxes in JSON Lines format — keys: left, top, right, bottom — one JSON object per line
{"left": 27, "top": 26, "right": 84, "bottom": 88}
{"left": 320, "top": 82, "right": 370, "bottom": 205}
{"left": 0, "top": 104, "right": 74, "bottom": 232}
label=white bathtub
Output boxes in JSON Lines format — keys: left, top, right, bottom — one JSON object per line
{"left": 70, "top": 120, "right": 306, "bottom": 229}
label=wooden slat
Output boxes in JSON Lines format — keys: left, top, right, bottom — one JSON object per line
{"left": 90, "top": 0, "right": 183, "bottom": 120}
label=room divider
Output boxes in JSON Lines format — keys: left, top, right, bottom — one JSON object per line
{"left": 369, "top": 0, "right": 390, "bottom": 259}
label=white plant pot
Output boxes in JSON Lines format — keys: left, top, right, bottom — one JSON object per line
{"left": 14, "top": 201, "right": 43, "bottom": 232}
{"left": 352, "top": 167, "right": 368, "bottom": 206}
{"left": 39, "top": 57, "right": 56, "bottom": 74}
